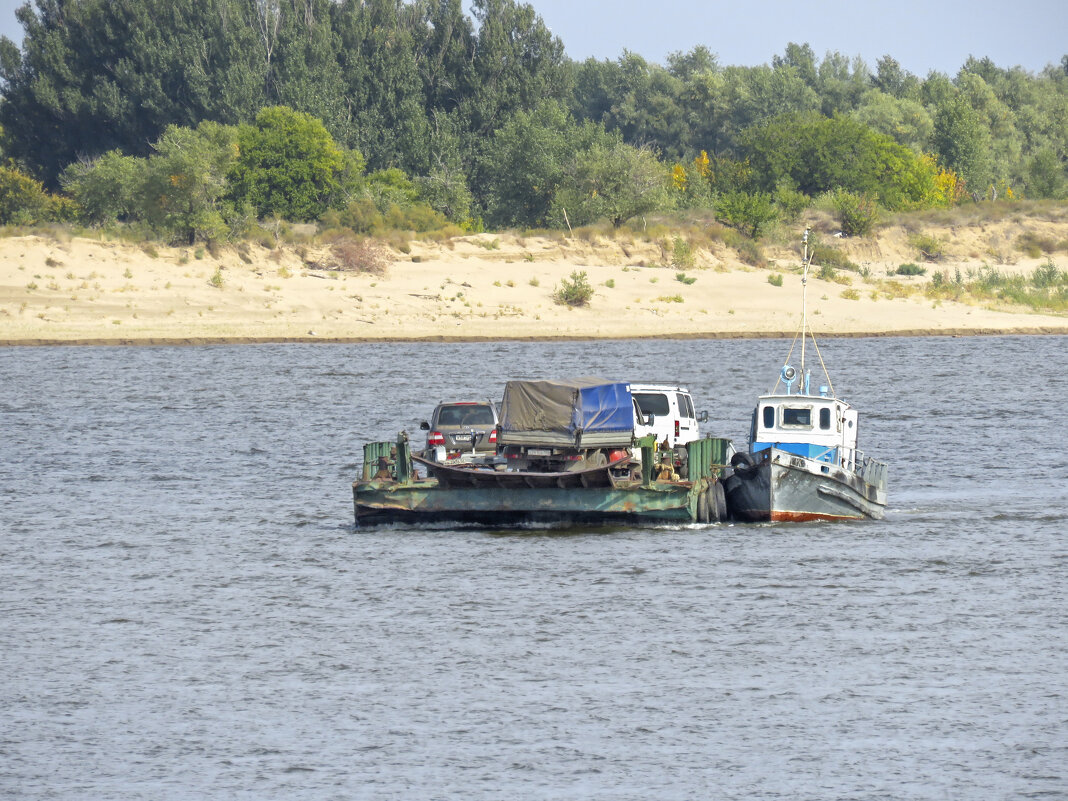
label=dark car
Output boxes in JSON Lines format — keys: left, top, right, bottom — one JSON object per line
{"left": 419, "top": 401, "right": 500, "bottom": 462}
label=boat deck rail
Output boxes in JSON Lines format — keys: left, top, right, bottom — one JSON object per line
{"left": 785, "top": 444, "right": 888, "bottom": 489}
{"left": 856, "top": 450, "right": 888, "bottom": 489}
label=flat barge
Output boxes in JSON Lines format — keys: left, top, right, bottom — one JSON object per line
{"left": 353, "top": 434, "right": 733, "bottom": 528}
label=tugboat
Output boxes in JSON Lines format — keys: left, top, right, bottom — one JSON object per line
{"left": 724, "top": 230, "right": 888, "bottom": 522}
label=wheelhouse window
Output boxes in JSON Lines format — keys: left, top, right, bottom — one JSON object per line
{"left": 782, "top": 407, "right": 812, "bottom": 427}
{"left": 819, "top": 407, "right": 831, "bottom": 429}
{"left": 762, "top": 405, "right": 775, "bottom": 429}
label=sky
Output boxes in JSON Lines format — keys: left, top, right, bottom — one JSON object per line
{"left": 0, "top": 0, "right": 1064, "bottom": 78}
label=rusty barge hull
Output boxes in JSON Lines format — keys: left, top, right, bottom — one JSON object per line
{"left": 354, "top": 479, "right": 698, "bottom": 527}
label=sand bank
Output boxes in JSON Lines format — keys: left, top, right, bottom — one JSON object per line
{"left": 2, "top": 223, "right": 1067, "bottom": 345}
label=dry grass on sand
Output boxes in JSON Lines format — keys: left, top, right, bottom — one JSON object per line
{"left": 2, "top": 216, "right": 1068, "bottom": 345}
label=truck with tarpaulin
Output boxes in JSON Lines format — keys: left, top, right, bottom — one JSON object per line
{"left": 496, "top": 377, "right": 636, "bottom": 474}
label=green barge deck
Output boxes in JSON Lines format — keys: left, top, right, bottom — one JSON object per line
{"left": 353, "top": 435, "right": 733, "bottom": 528}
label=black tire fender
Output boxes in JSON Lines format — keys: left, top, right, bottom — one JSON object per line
{"left": 712, "top": 481, "right": 728, "bottom": 521}
{"left": 730, "top": 451, "right": 758, "bottom": 479}
{"left": 696, "top": 487, "right": 710, "bottom": 523}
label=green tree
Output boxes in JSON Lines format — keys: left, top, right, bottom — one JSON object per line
{"left": 740, "top": 112, "right": 937, "bottom": 210}
{"left": 956, "top": 71, "right": 1022, "bottom": 189}
{"left": 921, "top": 72, "right": 956, "bottom": 111}
{"left": 477, "top": 102, "right": 583, "bottom": 228}
{"left": 363, "top": 167, "right": 420, "bottom": 208}
{"left": 704, "top": 153, "right": 754, "bottom": 194}
{"left": 872, "top": 55, "right": 920, "bottom": 99}
{"left": 140, "top": 121, "right": 240, "bottom": 243}
{"left": 715, "top": 190, "right": 777, "bottom": 238}
{"left": 460, "top": 0, "right": 569, "bottom": 143}
{"left": 829, "top": 189, "right": 879, "bottom": 236}
{"left": 0, "top": 163, "right": 50, "bottom": 224}
{"left": 228, "top": 106, "right": 348, "bottom": 221}
{"left": 269, "top": 0, "right": 349, "bottom": 138}
{"left": 413, "top": 0, "right": 475, "bottom": 114}
{"left": 772, "top": 43, "right": 818, "bottom": 89}
{"left": 852, "top": 90, "right": 933, "bottom": 152}
{"left": 59, "top": 150, "right": 143, "bottom": 224}
{"left": 337, "top": 167, "right": 451, "bottom": 232}
{"left": 417, "top": 110, "right": 475, "bottom": 223}
{"left": 1026, "top": 148, "right": 1066, "bottom": 198}
{"left": 815, "top": 51, "right": 870, "bottom": 116}
{"left": 0, "top": 0, "right": 265, "bottom": 185}
{"left": 674, "top": 63, "right": 730, "bottom": 156}
{"left": 417, "top": 164, "right": 473, "bottom": 224}
{"left": 998, "top": 68, "right": 1068, "bottom": 176}
{"left": 569, "top": 57, "right": 620, "bottom": 126}
{"left": 715, "top": 64, "right": 821, "bottom": 154}
{"left": 552, "top": 140, "right": 670, "bottom": 228}
{"left": 933, "top": 94, "right": 994, "bottom": 194}
{"left": 575, "top": 52, "right": 688, "bottom": 161}
{"left": 666, "top": 45, "right": 719, "bottom": 81}
{"left": 332, "top": 0, "right": 431, "bottom": 172}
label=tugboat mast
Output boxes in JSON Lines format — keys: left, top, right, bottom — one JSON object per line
{"left": 800, "top": 228, "right": 811, "bottom": 383}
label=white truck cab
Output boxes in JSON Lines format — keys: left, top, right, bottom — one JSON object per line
{"left": 630, "top": 383, "right": 706, "bottom": 447}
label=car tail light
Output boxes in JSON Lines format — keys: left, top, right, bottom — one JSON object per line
{"left": 489, "top": 428, "right": 497, "bottom": 444}
{"left": 674, "top": 420, "right": 680, "bottom": 439}
{"left": 427, "top": 431, "right": 445, "bottom": 447}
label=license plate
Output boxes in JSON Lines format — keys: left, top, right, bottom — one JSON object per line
{"left": 527, "top": 448, "right": 551, "bottom": 456}
{"left": 453, "top": 433, "right": 474, "bottom": 443}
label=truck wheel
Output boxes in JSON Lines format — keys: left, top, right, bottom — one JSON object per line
{"left": 567, "top": 450, "right": 607, "bottom": 472}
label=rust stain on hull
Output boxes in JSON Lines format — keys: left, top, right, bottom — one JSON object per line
{"left": 769, "top": 509, "right": 861, "bottom": 523}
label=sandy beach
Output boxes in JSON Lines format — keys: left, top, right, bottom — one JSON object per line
{"left": 2, "top": 219, "right": 1067, "bottom": 345}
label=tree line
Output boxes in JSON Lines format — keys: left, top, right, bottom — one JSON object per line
{"left": 1, "top": 0, "right": 1066, "bottom": 241}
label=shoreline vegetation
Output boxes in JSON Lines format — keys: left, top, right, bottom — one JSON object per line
{"left": 3, "top": 208, "right": 1068, "bottom": 346}
{"left": 4, "top": 6, "right": 1067, "bottom": 350}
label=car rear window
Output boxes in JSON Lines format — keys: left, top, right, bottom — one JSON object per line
{"left": 438, "top": 405, "right": 495, "bottom": 426}
{"left": 633, "top": 393, "right": 670, "bottom": 416}
{"left": 677, "top": 392, "right": 695, "bottom": 418}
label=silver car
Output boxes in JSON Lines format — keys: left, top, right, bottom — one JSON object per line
{"left": 419, "top": 401, "right": 500, "bottom": 461}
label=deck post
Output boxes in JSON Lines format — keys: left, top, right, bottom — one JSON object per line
{"left": 636, "top": 435, "right": 656, "bottom": 486}
{"left": 395, "top": 432, "right": 412, "bottom": 484}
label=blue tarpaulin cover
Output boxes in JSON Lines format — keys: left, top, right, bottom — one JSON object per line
{"left": 573, "top": 382, "right": 634, "bottom": 434}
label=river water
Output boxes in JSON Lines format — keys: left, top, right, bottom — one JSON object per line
{"left": 1, "top": 336, "right": 1065, "bottom": 800}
